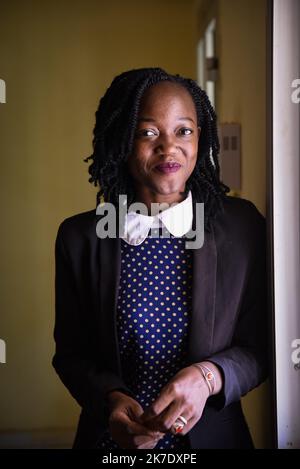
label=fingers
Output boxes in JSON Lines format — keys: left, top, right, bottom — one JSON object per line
{"left": 109, "top": 396, "right": 167, "bottom": 449}
{"left": 140, "top": 368, "right": 208, "bottom": 436}
{"left": 137, "top": 438, "right": 161, "bottom": 450}
{"left": 125, "top": 401, "right": 165, "bottom": 438}
{"left": 132, "top": 433, "right": 163, "bottom": 449}
{"left": 155, "top": 401, "right": 184, "bottom": 432}
{"left": 148, "top": 405, "right": 193, "bottom": 434}
{"left": 123, "top": 417, "right": 164, "bottom": 449}
{"left": 109, "top": 413, "right": 163, "bottom": 449}
{"left": 142, "top": 386, "right": 174, "bottom": 421}
{"left": 141, "top": 397, "right": 202, "bottom": 437}
{"left": 126, "top": 415, "right": 163, "bottom": 438}
{"left": 176, "top": 414, "right": 199, "bottom": 436}
{"left": 127, "top": 401, "right": 145, "bottom": 424}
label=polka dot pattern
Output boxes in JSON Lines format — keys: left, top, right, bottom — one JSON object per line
{"left": 99, "top": 229, "right": 193, "bottom": 450}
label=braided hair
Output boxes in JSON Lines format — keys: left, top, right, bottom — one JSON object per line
{"left": 84, "top": 67, "right": 230, "bottom": 230}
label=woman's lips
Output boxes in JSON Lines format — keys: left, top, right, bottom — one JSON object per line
{"left": 155, "top": 163, "right": 181, "bottom": 174}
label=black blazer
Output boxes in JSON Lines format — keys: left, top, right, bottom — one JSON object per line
{"left": 52, "top": 195, "right": 268, "bottom": 449}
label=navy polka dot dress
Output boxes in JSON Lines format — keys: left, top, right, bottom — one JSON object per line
{"left": 99, "top": 228, "right": 193, "bottom": 450}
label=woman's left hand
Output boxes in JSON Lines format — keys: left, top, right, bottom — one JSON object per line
{"left": 139, "top": 365, "right": 211, "bottom": 436}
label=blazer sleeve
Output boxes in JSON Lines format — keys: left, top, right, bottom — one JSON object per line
{"left": 52, "top": 222, "right": 135, "bottom": 426}
{"left": 206, "top": 214, "right": 269, "bottom": 409}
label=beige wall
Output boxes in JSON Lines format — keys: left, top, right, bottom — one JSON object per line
{"left": 196, "top": 0, "right": 271, "bottom": 448}
{"left": 0, "top": 0, "right": 196, "bottom": 432}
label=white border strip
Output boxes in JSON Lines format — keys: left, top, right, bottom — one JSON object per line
{"left": 273, "top": 0, "right": 300, "bottom": 449}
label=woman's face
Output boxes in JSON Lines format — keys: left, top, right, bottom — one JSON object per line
{"left": 127, "top": 81, "right": 200, "bottom": 203}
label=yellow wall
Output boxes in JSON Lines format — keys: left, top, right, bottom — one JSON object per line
{"left": 0, "top": 0, "right": 197, "bottom": 431}
{"left": 218, "top": 0, "right": 267, "bottom": 214}
{"left": 0, "top": 0, "right": 271, "bottom": 448}
{"left": 217, "top": 0, "right": 271, "bottom": 448}
{"left": 196, "top": 0, "right": 272, "bottom": 448}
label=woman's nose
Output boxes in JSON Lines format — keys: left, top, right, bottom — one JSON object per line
{"left": 155, "top": 133, "right": 178, "bottom": 154}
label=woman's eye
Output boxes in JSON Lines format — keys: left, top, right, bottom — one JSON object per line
{"left": 136, "top": 129, "right": 157, "bottom": 137}
{"left": 179, "top": 128, "right": 193, "bottom": 136}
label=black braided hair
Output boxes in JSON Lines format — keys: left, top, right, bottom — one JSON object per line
{"left": 84, "top": 67, "right": 230, "bottom": 231}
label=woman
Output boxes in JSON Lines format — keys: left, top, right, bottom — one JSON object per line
{"left": 53, "top": 68, "right": 268, "bottom": 449}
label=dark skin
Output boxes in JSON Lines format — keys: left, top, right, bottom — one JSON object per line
{"left": 107, "top": 82, "right": 223, "bottom": 449}
{"left": 127, "top": 81, "right": 200, "bottom": 210}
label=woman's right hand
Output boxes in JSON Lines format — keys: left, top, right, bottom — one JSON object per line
{"left": 106, "top": 390, "right": 165, "bottom": 449}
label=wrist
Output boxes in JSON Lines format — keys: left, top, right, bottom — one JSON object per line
{"left": 191, "top": 361, "right": 223, "bottom": 396}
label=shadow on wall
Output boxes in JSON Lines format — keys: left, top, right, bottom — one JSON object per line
{"left": 0, "top": 429, "right": 75, "bottom": 449}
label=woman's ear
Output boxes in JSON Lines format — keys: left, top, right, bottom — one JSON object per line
{"left": 197, "top": 127, "right": 201, "bottom": 140}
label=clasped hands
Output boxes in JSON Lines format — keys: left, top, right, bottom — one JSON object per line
{"left": 107, "top": 364, "right": 213, "bottom": 450}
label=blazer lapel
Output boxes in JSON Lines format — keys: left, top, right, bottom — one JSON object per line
{"left": 187, "top": 201, "right": 217, "bottom": 363}
{"left": 99, "top": 233, "right": 122, "bottom": 376}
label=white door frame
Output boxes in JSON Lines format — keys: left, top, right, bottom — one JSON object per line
{"left": 269, "top": 0, "right": 300, "bottom": 449}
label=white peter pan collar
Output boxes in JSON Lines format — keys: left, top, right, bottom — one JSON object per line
{"left": 121, "top": 190, "right": 193, "bottom": 246}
